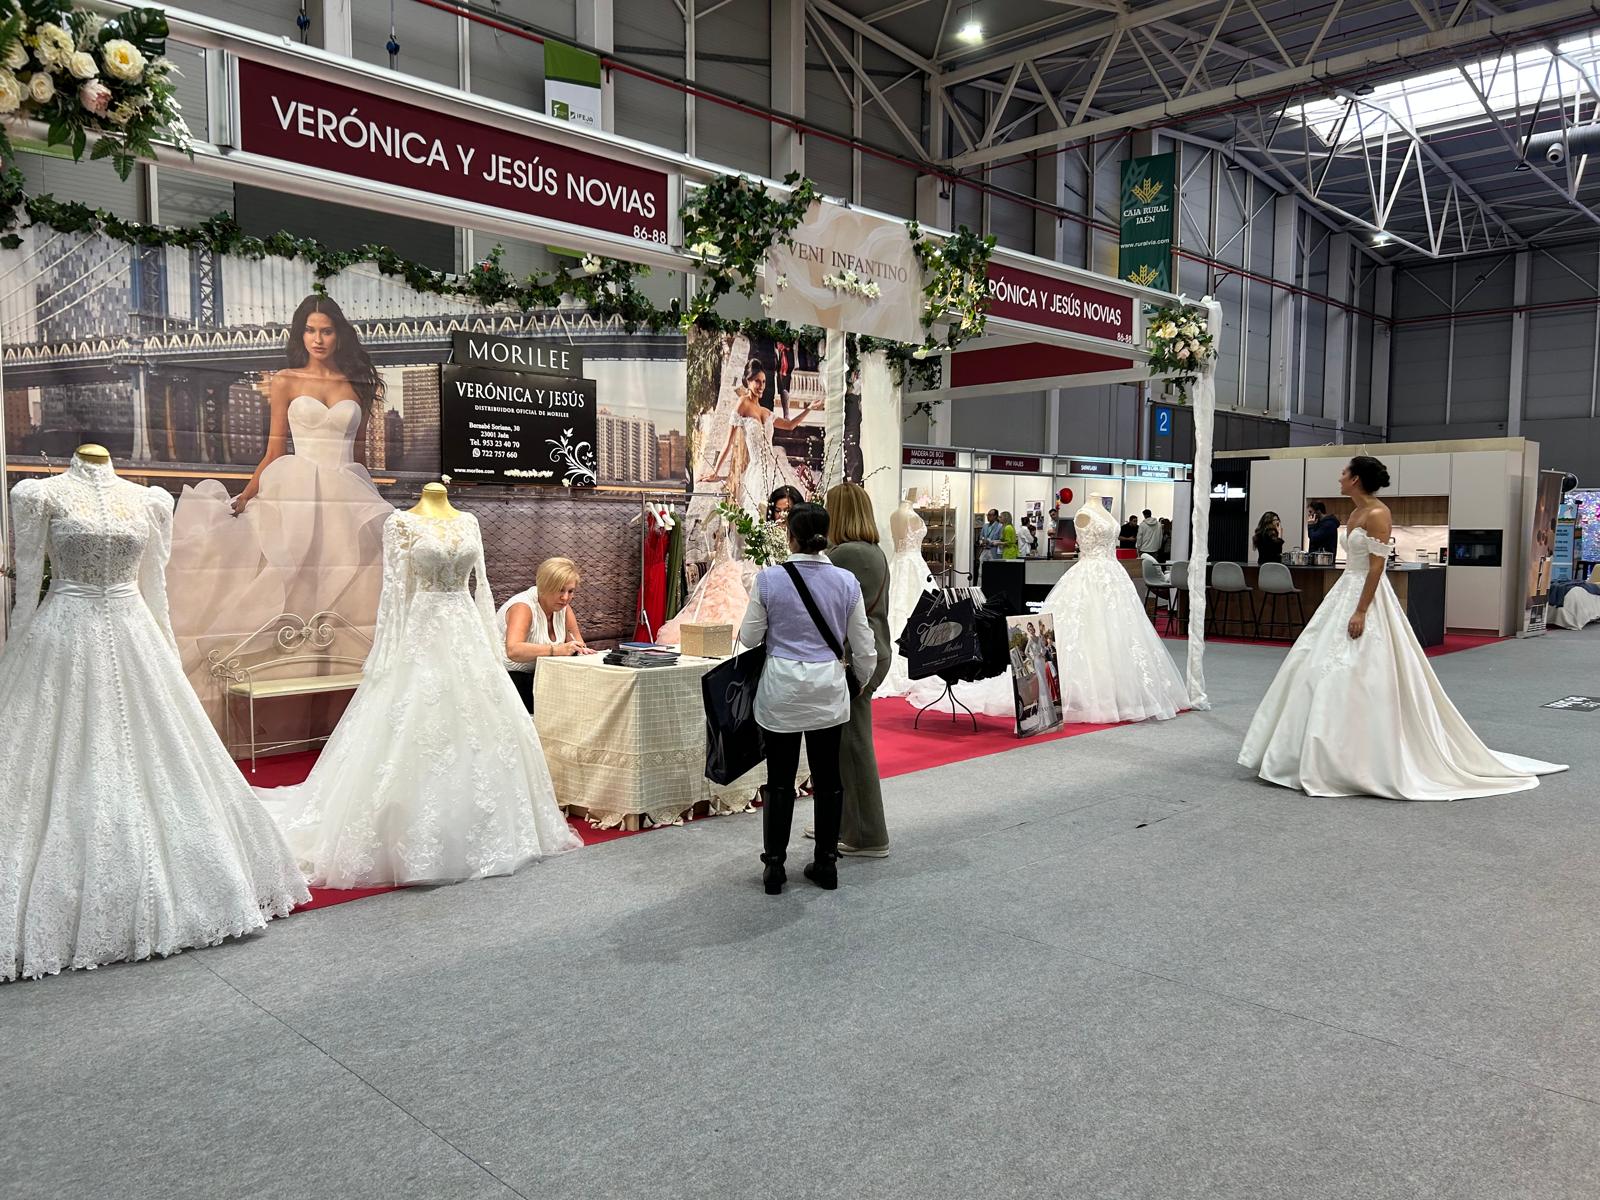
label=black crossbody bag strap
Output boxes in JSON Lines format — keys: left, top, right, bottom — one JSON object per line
{"left": 781, "top": 562, "right": 846, "bottom": 662}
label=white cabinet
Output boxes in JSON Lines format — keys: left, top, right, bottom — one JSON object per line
{"left": 1303, "top": 457, "right": 1345, "bottom": 498}
{"left": 1392, "top": 453, "right": 1450, "bottom": 497}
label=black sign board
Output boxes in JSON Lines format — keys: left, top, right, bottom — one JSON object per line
{"left": 440, "top": 364, "right": 597, "bottom": 487}
{"left": 1542, "top": 695, "right": 1600, "bottom": 711}
{"left": 450, "top": 330, "right": 584, "bottom": 378}
{"left": 990, "top": 454, "right": 1043, "bottom": 473}
{"left": 1130, "top": 462, "right": 1178, "bottom": 480}
{"left": 903, "top": 447, "right": 960, "bottom": 468}
{"left": 1066, "top": 458, "right": 1116, "bottom": 477}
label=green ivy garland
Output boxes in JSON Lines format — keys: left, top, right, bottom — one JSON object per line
{"left": 909, "top": 220, "right": 994, "bottom": 352}
{"left": 681, "top": 171, "right": 818, "bottom": 320}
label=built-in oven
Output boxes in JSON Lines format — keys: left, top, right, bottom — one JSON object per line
{"left": 1448, "top": 529, "right": 1503, "bottom": 567}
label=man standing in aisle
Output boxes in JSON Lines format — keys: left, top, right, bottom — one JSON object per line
{"left": 1307, "top": 501, "right": 1340, "bottom": 555}
{"left": 1135, "top": 509, "right": 1163, "bottom": 557}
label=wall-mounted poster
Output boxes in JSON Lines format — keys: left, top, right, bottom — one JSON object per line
{"left": 1007, "top": 613, "right": 1062, "bottom": 737}
{"left": 440, "top": 364, "right": 598, "bottom": 487}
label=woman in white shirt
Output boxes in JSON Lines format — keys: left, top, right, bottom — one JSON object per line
{"left": 499, "top": 557, "right": 598, "bottom": 712}
{"left": 739, "top": 504, "right": 877, "bottom": 895}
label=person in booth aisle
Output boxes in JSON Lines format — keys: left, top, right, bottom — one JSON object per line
{"left": 739, "top": 503, "right": 878, "bottom": 895}
{"left": 979, "top": 508, "right": 1004, "bottom": 562}
{"left": 768, "top": 485, "right": 804, "bottom": 522}
{"left": 1118, "top": 513, "right": 1139, "bottom": 550}
{"left": 498, "top": 557, "right": 598, "bottom": 713}
{"left": 1136, "top": 509, "right": 1163, "bottom": 557}
{"left": 1307, "top": 501, "right": 1340, "bottom": 556}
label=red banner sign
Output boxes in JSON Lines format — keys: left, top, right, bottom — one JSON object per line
{"left": 236, "top": 60, "right": 672, "bottom": 245}
{"left": 985, "top": 263, "right": 1135, "bottom": 346}
{"left": 903, "top": 447, "right": 960, "bottom": 468}
{"left": 989, "top": 454, "right": 1043, "bottom": 473}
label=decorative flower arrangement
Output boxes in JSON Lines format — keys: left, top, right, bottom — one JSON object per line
{"left": 680, "top": 171, "right": 819, "bottom": 322}
{"left": 908, "top": 220, "right": 994, "bottom": 358}
{"left": 822, "top": 269, "right": 881, "bottom": 301}
{"left": 0, "top": 5, "right": 190, "bottom": 179}
{"left": 1145, "top": 297, "right": 1217, "bottom": 403}
{"left": 714, "top": 501, "right": 787, "bottom": 567}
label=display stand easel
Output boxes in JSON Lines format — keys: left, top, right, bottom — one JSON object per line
{"left": 913, "top": 681, "right": 977, "bottom": 731}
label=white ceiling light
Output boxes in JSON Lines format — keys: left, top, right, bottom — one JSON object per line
{"left": 1372, "top": 231, "right": 1393, "bottom": 245}
{"left": 956, "top": 4, "right": 983, "bottom": 43}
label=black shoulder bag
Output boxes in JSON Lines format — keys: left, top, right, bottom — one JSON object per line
{"left": 781, "top": 562, "right": 865, "bottom": 699}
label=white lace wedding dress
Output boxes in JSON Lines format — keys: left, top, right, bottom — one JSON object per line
{"left": 256, "top": 510, "right": 582, "bottom": 885}
{"left": 1240, "top": 527, "right": 1567, "bottom": 799}
{"left": 167, "top": 395, "right": 393, "bottom": 720}
{"left": 876, "top": 511, "right": 935, "bottom": 698}
{"left": 0, "top": 458, "right": 308, "bottom": 981}
{"left": 1040, "top": 501, "right": 1190, "bottom": 724}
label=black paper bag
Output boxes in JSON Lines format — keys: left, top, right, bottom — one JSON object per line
{"left": 701, "top": 645, "right": 767, "bottom": 785}
{"left": 897, "top": 590, "right": 982, "bottom": 680}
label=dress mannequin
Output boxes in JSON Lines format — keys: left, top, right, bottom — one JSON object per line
{"left": 73, "top": 443, "right": 112, "bottom": 466}
{"left": 409, "top": 480, "right": 459, "bottom": 519}
{"left": 889, "top": 488, "right": 919, "bottom": 545}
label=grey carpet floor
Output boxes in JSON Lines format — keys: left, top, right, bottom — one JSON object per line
{"left": 6, "top": 631, "right": 1600, "bottom": 1199}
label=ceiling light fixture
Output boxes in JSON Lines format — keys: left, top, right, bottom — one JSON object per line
{"left": 1354, "top": 83, "right": 1376, "bottom": 96}
{"left": 956, "top": 4, "right": 983, "bottom": 43}
{"left": 1372, "top": 230, "right": 1393, "bottom": 246}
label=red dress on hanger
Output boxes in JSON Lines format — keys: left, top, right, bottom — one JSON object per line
{"left": 635, "top": 511, "right": 669, "bottom": 642}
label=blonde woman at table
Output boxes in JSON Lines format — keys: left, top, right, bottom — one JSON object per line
{"left": 500, "top": 557, "right": 598, "bottom": 713}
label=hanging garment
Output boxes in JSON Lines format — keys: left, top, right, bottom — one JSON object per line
{"left": 635, "top": 509, "right": 670, "bottom": 643}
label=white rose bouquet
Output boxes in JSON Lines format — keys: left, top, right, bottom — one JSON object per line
{"left": 1145, "top": 297, "right": 1218, "bottom": 403}
{"left": 0, "top": 4, "right": 190, "bottom": 179}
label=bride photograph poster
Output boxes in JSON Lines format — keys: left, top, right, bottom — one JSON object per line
{"left": 0, "top": 223, "right": 686, "bottom": 747}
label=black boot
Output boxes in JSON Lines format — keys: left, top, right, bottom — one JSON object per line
{"left": 761, "top": 785, "right": 796, "bottom": 894}
{"left": 803, "top": 788, "right": 842, "bottom": 890}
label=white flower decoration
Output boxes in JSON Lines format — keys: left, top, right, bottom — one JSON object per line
{"left": 3, "top": 42, "right": 27, "bottom": 72}
{"left": 0, "top": 70, "right": 21, "bottom": 115}
{"left": 580, "top": 254, "right": 602, "bottom": 275}
{"left": 32, "top": 24, "right": 74, "bottom": 70}
{"left": 101, "top": 39, "right": 146, "bottom": 83}
{"left": 760, "top": 294, "right": 772, "bottom": 309}
{"left": 68, "top": 51, "right": 97, "bottom": 80}
{"left": 27, "top": 71, "right": 54, "bottom": 103}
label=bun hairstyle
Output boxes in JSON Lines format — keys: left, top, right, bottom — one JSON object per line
{"left": 1348, "top": 455, "right": 1392, "bottom": 493}
{"left": 786, "top": 501, "right": 830, "bottom": 554}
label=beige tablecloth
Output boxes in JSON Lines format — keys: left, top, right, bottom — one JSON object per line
{"left": 533, "top": 654, "right": 766, "bottom": 828}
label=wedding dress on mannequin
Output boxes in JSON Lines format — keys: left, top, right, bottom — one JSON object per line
{"left": 877, "top": 494, "right": 935, "bottom": 697}
{"left": 1040, "top": 495, "right": 1190, "bottom": 724}
{"left": 0, "top": 453, "right": 308, "bottom": 980}
{"left": 257, "top": 509, "right": 582, "bottom": 885}
{"left": 167, "top": 394, "right": 392, "bottom": 718}
{"left": 1240, "top": 526, "right": 1566, "bottom": 799}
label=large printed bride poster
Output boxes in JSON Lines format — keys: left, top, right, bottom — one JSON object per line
{"left": 0, "top": 224, "right": 685, "bottom": 747}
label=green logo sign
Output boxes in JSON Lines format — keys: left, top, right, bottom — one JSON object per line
{"left": 1120, "top": 153, "right": 1175, "bottom": 291}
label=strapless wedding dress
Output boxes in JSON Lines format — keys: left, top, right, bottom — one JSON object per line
{"left": 1040, "top": 502, "right": 1190, "bottom": 724}
{"left": 1240, "top": 527, "right": 1567, "bottom": 799}
{"left": 167, "top": 396, "right": 394, "bottom": 722}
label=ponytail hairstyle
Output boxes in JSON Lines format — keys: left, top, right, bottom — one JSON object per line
{"left": 786, "top": 502, "right": 831, "bottom": 554}
{"left": 1348, "top": 455, "right": 1392, "bottom": 494}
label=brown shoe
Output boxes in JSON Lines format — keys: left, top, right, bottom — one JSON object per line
{"left": 838, "top": 842, "right": 889, "bottom": 858}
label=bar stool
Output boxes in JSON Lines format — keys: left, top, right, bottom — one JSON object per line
{"left": 1255, "top": 562, "right": 1305, "bottom": 640}
{"left": 1207, "top": 561, "right": 1256, "bottom": 637}
{"left": 1165, "top": 561, "right": 1189, "bottom": 635}
{"left": 1141, "top": 557, "right": 1176, "bottom": 621}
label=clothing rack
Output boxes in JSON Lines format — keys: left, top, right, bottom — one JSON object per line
{"left": 908, "top": 584, "right": 987, "bottom": 732}
{"left": 633, "top": 489, "right": 684, "bottom": 644}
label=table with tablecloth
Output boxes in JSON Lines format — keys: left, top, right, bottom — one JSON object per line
{"left": 532, "top": 654, "right": 768, "bottom": 829}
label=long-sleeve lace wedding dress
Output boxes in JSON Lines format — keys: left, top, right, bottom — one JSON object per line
{"left": 256, "top": 510, "right": 582, "bottom": 886}
{"left": 0, "top": 456, "right": 308, "bottom": 981}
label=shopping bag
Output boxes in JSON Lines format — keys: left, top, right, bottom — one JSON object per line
{"left": 701, "top": 645, "right": 767, "bottom": 785}
{"left": 897, "top": 589, "right": 982, "bottom": 680}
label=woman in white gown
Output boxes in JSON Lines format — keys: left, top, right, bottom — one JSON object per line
{"left": 0, "top": 453, "right": 308, "bottom": 981}
{"left": 701, "top": 354, "right": 818, "bottom": 517}
{"left": 1036, "top": 495, "right": 1190, "bottom": 724}
{"left": 1240, "top": 456, "right": 1566, "bottom": 799}
{"left": 167, "top": 295, "right": 393, "bottom": 718}
{"left": 257, "top": 505, "right": 583, "bottom": 886}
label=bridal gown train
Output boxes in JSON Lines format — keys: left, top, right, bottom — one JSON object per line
{"left": 1240, "top": 527, "right": 1567, "bottom": 799}
{"left": 0, "top": 458, "right": 308, "bottom": 981}
{"left": 1040, "top": 502, "right": 1190, "bottom": 724}
{"left": 257, "top": 510, "right": 582, "bottom": 886}
{"left": 167, "top": 395, "right": 393, "bottom": 717}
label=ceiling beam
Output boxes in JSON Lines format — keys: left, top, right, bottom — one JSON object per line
{"left": 946, "top": 0, "right": 1600, "bottom": 167}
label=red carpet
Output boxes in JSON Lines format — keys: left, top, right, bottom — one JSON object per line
{"left": 246, "top": 696, "right": 1126, "bottom": 914}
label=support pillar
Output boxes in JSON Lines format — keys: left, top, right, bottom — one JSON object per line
{"left": 1508, "top": 251, "right": 1529, "bottom": 436}
{"left": 770, "top": 0, "right": 804, "bottom": 177}
{"left": 1371, "top": 265, "right": 1394, "bottom": 432}
{"left": 310, "top": 0, "right": 352, "bottom": 57}
{"left": 1269, "top": 197, "right": 1299, "bottom": 421}
{"left": 577, "top": 0, "right": 616, "bottom": 134}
